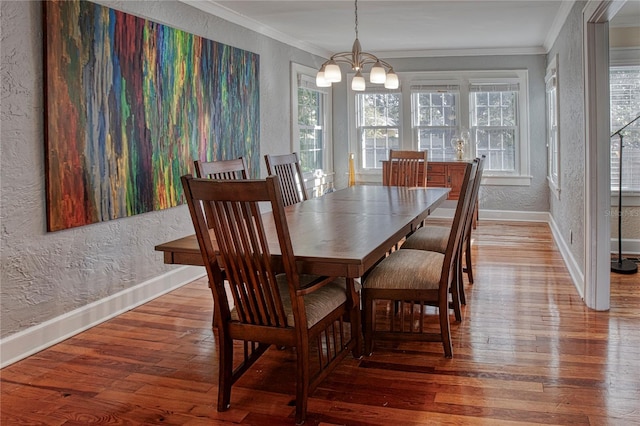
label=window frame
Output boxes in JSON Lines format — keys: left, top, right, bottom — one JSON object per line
{"left": 348, "top": 70, "right": 531, "bottom": 186}
{"left": 411, "top": 84, "right": 460, "bottom": 162}
{"left": 546, "top": 54, "right": 561, "bottom": 199}
{"left": 348, "top": 86, "right": 403, "bottom": 174}
{"left": 609, "top": 48, "right": 640, "bottom": 206}
{"left": 291, "top": 63, "right": 333, "bottom": 177}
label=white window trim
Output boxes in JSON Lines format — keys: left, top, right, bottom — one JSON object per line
{"left": 347, "top": 70, "right": 532, "bottom": 186}
{"left": 347, "top": 75, "right": 402, "bottom": 179}
{"left": 609, "top": 48, "right": 640, "bottom": 205}
{"left": 291, "top": 62, "right": 333, "bottom": 178}
{"left": 546, "top": 54, "right": 561, "bottom": 199}
{"left": 411, "top": 83, "right": 460, "bottom": 160}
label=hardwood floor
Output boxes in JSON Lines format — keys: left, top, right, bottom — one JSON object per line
{"left": 2, "top": 222, "right": 639, "bottom": 425}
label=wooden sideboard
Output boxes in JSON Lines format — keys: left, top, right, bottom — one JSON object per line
{"left": 382, "top": 159, "right": 477, "bottom": 226}
{"left": 382, "top": 159, "right": 471, "bottom": 201}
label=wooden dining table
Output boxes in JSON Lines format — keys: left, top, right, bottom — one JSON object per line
{"left": 155, "top": 185, "right": 450, "bottom": 280}
{"left": 157, "top": 184, "right": 449, "bottom": 357}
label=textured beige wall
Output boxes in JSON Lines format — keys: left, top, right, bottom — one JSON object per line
{"left": 609, "top": 206, "right": 640, "bottom": 239}
{"left": 0, "top": 0, "right": 324, "bottom": 339}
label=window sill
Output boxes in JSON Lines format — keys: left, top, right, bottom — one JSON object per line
{"left": 548, "top": 177, "right": 561, "bottom": 200}
{"left": 481, "top": 175, "right": 532, "bottom": 186}
{"left": 611, "top": 192, "right": 640, "bottom": 207}
{"left": 356, "top": 171, "right": 533, "bottom": 187}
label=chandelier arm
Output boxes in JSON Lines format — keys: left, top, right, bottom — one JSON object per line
{"left": 330, "top": 52, "right": 356, "bottom": 61}
{"left": 375, "top": 58, "right": 395, "bottom": 70}
{"left": 358, "top": 55, "right": 395, "bottom": 71}
{"left": 323, "top": 54, "right": 394, "bottom": 70}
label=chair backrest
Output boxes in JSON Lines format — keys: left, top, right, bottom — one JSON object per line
{"left": 442, "top": 159, "right": 479, "bottom": 282}
{"left": 462, "top": 155, "right": 485, "bottom": 242}
{"left": 386, "top": 150, "right": 428, "bottom": 187}
{"left": 264, "top": 152, "right": 308, "bottom": 206}
{"left": 194, "top": 158, "right": 248, "bottom": 180}
{"left": 181, "top": 175, "right": 298, "bottom": 329}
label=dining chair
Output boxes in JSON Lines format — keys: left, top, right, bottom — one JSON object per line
{"left": 194, "top": 157, "right": 250, "bottom": 324}
{"left": 194, "top": 157, "right": 248, "bottom": 180}
{"left": 384, "top": 149, "right": 429, "bottom": 251}
{"left": 362, "top": 160, "right": 477, "bottom": 358}
{"left": 181, "top": 174, "right": 361, "bottom": 425}
{"left": 385, "top": 149, "right": 428, "bottom": 187}
{"left": 401, "top": 156, "right": 485, "bottom": 310}
{"left": 264, "top": 152, "right": 308, "bottom": 206}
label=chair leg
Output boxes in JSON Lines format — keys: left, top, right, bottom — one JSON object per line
{"left": 458, "top": 250, "right": 466, "bottom": 307}
{"left": 295, "top": 339, "right": 310, "bottom": 425}
{"left": 439, "top": 295, "right": 453, "bottom": 358}
{"left": 217, "top": 334, "right": 233, "bottom": 411}
{"left": 465, "top": 237, "right": 474, "bottom": 285}
{"left": 450, "top": 252, "right": 462, "bottom": 322}
{"left": 363, "top": 293, "right": 374, "bottom": 356}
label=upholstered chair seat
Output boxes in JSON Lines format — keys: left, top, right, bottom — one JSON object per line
{"left": 363, "top": 250, "right": 444, "bottom": 291}
{"left": 231, "top": 275, "right": 358, "bottom": 328}
{"left": 401, "top": 226, "right": 450, "bottom": 254}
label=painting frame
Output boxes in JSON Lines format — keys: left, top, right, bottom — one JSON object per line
{"left": 43, "top": 0, "right": 260, "bottom": 231}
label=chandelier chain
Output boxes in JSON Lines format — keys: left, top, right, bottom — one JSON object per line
{"left": 354, "top": 0, "right": 358, "bottom": 39}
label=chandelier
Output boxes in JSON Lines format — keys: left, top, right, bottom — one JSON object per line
{"left": 316, "top": 0, "right": 399, "bottom": 91}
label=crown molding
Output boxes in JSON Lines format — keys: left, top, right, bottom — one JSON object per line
{"left": 181, "top": 0, "right": 571, "bottom": 60}
{"left": 377, "top": 46, "right": 547, "bottom": 58}
{"left": 179, "top": 0, "right": 333, "bottom": 58}
{"left": 544, "top": 0, "right": 576, "bottom": 52}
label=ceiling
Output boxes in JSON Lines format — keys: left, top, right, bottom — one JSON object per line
{"left": 185, "top": 0, "right": 640, "bottom": 58}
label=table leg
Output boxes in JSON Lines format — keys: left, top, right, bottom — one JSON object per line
{"left": 347, "top": 277, "right": 363, "bottom": 359}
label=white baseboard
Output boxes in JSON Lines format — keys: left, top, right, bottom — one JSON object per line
{"left": 0, "top": 266, "right": 205, "bottom": 369}
{"left": 479, "top": 209, "right": 550, "bottom": 222}
{"left": 430, "top": 207, "right": 550, "bottom": 222}
{"left": 548, "top": 215, "right": 585, "bottom": 300}
{"left": 610, "top": 238, "right": 640, "bottom": 255}
{"left": 430, "top": 207, "right": 586, "bottom": 299}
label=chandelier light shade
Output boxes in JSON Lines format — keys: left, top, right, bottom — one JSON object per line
{"left": 316, "top": 0, "right": 399, "bottom": 91}
{"left": 352, "top": 70, "right": 366, "bottom": 91}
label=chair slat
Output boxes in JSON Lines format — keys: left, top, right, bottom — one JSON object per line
{"left": 195, "top": 158, "right": 248, "bottom": 180}
{"left": 386, "top": 150, "right": 428, "bottom": 187}
{"left": 265, "top": 152, "right": 308, "bottom": 206}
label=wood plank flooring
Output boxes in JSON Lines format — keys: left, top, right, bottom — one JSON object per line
{"left": 2, "top": 221, "right": 639, "bottom": 425}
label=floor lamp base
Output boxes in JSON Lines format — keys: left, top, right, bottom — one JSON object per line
{"left": 611, "top": 259, "right": 638, "bottom": 274}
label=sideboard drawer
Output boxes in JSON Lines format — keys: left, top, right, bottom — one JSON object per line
{"left": 427, "top": 174, "right": 446, "bottom": 186}
{"left": 427, "top": 163, "right": 445, "bottom": 174}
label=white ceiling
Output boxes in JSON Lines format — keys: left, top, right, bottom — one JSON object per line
{"left": 184, "top": 0, "right": 639, "bottom": 58}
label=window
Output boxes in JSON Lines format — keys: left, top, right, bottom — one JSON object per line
{"left": 546, "top": 56, "right": 560, "bottom": 198}
{"left": 470, "top": 83, "right": 519, "bottom": 173}
{"left": 411, "top": 85, "right": 459, "bottom": 161}
{"left": 297, "top": 81, "right": 325, "bottom": 173}
{"left": 610, "top": 65, "right": 640, "bottom": 194}
{"left": 348, "top": 70, "right": 530, "bottom": 185}
{"left": 355, "top": 91, "right": 401, "bottom": 169}
{"left": 291, "top": 64, "right": 331, "bottom": 174}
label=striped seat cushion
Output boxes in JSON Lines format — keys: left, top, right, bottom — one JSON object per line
{"left": 231, "top": 274, "right": 359, "bottom": 328}
{"left": 401, "top": 225, "right": 450, "bottom": 253}
{"left": 364, "top": 249, "right": 444, "bottom": 290}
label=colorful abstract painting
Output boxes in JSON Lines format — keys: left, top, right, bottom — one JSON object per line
{"left": 44, "top": 0, "right": 260, "bottom": 231}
